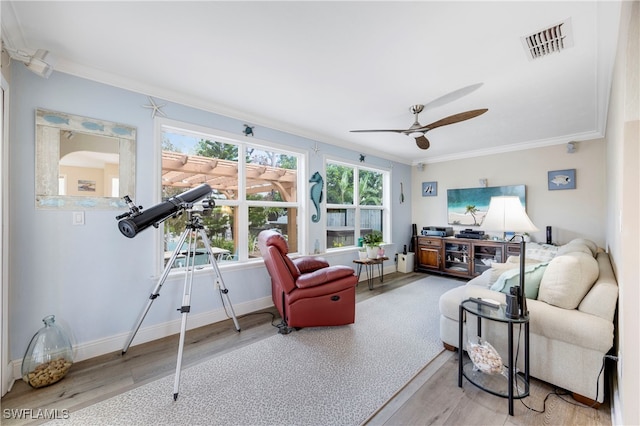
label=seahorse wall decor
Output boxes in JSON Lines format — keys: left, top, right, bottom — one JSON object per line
{"left": 309, "top": 171, "right": 323, "bottom": 223}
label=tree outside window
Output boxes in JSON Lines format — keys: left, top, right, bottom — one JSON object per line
{"left": 325, "top": 161, "right": 387, "bottom": 250}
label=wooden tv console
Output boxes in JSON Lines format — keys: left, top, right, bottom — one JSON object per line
{"left": 414, "top": 236, "right": 521, "bottom": 279}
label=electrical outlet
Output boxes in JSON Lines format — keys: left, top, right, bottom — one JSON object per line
{"left": 72, "top": 211, "right": 85, "bottom": 225}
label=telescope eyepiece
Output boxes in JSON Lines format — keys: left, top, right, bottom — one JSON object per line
{"left": 202, "top": 198, "right": 215, "bottom": 209}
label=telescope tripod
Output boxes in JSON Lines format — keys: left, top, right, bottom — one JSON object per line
{"left": 121, "top": 211, "right": 241, "bottom": 401}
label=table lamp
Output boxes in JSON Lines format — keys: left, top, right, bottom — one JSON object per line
{"left": 480, "top": 196, "right": 538, "bottom": 317}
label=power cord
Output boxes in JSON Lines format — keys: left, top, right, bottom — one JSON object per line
{"left": 520, "top": 388, "right": 574, "bottom": 413}
{"left": 519, "top": 353, "right": 618, "bottom": 413}
{"left": 480, "top": 320, "right": 616, "bottom": 415}
{"left": 237, "top": 309, "right": 278, "bottom": 326}
{"left": 591, "top": 354, "right": 618, "bottom": 407}
{"left": 216, "top": 290, "right": 279, "bottom": 329}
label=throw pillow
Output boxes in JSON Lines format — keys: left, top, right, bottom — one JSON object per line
{"left": 524, "top": 242, "right": 559, "bottom": 263}
{"left": 537, "top": 252, "right": 599, "bottom": 309}
{"left": 557, "top": 243, "right": 594, "bottom": 257}
{"left": 568, "top": 238, "right": 598, "bottom": 256}
{"left": 490, "top": 262, "right": 548, "bottom": 299}
{"left": 505, "top": 255, "right": 543, "bottom": 265}
{"left": 486, "top": 262, "right": 518, "bottom": 286}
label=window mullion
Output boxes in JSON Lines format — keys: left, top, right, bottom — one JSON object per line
{"left": 237, "top": 144, "right": 248, "bottom": 261}
{"left": 353, "top": 167, "right": 361, "bottom": 240}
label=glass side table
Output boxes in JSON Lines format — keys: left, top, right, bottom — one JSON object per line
{"left": 458, "top": 298, "right": 530, "bottom": 415}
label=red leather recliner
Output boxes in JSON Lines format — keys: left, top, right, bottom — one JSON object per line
{"left": 258, "top": 230, "right": 357, "bottom": 332}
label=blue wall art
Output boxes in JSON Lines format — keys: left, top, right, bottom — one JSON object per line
{"left": 447, "top": 184, "right": 526, "bottom": 226}
{"left": 422, "top": 181, "right": 437, "bottom": 197}
{"left": 548, "top": 169, "right": 576, "bottom": 190}
{"left": 309, "top": 171, "right": 323, "bottom": 223}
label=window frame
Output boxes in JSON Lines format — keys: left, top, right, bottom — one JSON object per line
{"left": 155, "top": 118, "right": 307, "bottom": 275}
{"left": 324, "top": 157, "right": 391, "bottom": 251}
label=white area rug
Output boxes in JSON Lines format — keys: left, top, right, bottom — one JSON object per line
{"left": 49, "top": 275, "right": 461, "bottom": 426}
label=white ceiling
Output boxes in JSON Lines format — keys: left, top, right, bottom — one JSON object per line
{"left": 2, "top": 1, "right": 622, "bottom": 165}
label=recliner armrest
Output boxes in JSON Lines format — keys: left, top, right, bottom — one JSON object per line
{"left": 296, "top": 265, "right": 355, "bottom": 288}
{"left": 293, "top": 256, "right": 330, "bottom": 274}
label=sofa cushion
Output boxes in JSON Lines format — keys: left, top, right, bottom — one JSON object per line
{"left": 537, "top": 252, "right": 599, "bottom": 309}
{"left": 526, "top": 298, "right": 614, "bottom": 352}
{"left": 295, "top": 265, "right": 355, "bottom": 288}
{"left": 293, "top": 256, "right": 330, "bottom": 274}
{"left": 438, "top": 285, "right": 506, "bottom": 321}
{"left": 557, "top": 242, "right": 594, "bottom": 257}
{"left": 578, "top": 252, "right": 619, "bottom": 321}
{"left": 490, "top": 261, "right": 549, "bottom": 299}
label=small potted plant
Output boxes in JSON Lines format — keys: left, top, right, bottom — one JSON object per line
{"left": 362, "top": 231, "right": 383, "bottom": 258}
{"left": 357, "top": 247, "right": 368, "bottom": 260}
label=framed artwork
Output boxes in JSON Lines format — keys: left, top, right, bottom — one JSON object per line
{"left": 77, "top": 179, "right": 96, "bottom": 192}
{"left": 422, "top": 181, "right": 437, "bottom": 197}
{"left": 447, "top": 184, "right": 526, "bottom": 226}
{"left": 548, "top": 169, "right": 576, "bottom": 190}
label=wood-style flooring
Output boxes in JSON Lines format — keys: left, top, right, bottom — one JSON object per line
{"left": 1, "top": 271, "right": 611, "bottom": 425}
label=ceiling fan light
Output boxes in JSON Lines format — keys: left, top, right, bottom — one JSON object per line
{"left": 408, "top": 131, "right": 423, "bottom": 138}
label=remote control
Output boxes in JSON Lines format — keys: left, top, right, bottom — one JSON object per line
{"left": 469, "top": 297, "right": 500, "bottom": 309}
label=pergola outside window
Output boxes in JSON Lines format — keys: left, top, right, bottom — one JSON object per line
{"left": 160, "top": 124, "right": 302, "bottom": 269}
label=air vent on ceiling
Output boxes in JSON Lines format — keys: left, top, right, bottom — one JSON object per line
{"left": 521, "top": 17, "right": 574, "bottom": 60}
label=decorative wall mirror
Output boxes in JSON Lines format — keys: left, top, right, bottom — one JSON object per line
{"left": 35, "top": 109, "right": 136, "bottom": 209}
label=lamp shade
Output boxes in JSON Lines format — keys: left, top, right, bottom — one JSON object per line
{"left": 480, "top": 196, "right": 538, "bottom": 233}
{"left": 481, "top": 196, "right": 536, "bottom": 318}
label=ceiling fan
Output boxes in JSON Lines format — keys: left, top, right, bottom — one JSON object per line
{"left": 350, "top": 83, "right": 488, "bottom": 150}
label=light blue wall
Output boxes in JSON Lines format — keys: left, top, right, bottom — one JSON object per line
{"left": 8, "top": 64, "right": 413, "bottom": 361}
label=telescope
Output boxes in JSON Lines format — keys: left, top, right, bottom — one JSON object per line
{"left": 116, "top": 183, "right": 213, "bottom": 238}
{"left": 118, "top": 182, "right": 240, "bottom": 400}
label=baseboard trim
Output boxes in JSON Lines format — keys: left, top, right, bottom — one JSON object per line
{"left": 356, "top": 264, "right": 396, "bottom": 282}
{"left": 2, "top": 361, "right": 13, "bottom": 395}
{"left": 610, "top": 367, "right": 622, "bottom": 424}
{"left": 10, "top": 295, "right": 273, "bottom": 383}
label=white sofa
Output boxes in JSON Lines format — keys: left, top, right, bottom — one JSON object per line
{"left": 439, "top": 239, "right": 618, "bottom": 404}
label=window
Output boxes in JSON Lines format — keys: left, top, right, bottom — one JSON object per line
{"left": 111, "top": 177, "right": 119, "bottom": 198}
{"left": 325, "top": 160, "right": 388, "bottom": 249}
{"left": 58, "top": 175, "right": 66, "bottom": 195}
{"left": 160, "top": 123, "right": 302, "bottom": 270}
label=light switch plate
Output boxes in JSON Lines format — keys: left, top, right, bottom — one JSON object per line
{"left": 72, "top": 211, "right": 85, "bottom": 225}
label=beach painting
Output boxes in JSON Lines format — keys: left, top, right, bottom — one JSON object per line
{"left": 447, "top": 184, "right": 526, "bottom": 226}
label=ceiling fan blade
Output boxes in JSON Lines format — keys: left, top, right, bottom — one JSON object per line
{"left": 415, "top": 135, "right": 430, "bottom": 150}
{"left": 417, "top": 109, "right": 488, "bottom": 132}
{"left": 350, "top": 129, "right": 408, "bottom": 134}
{"left": 423, "top": 83, "right": 484, "bottom": 110}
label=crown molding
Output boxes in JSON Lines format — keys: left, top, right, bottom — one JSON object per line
{"left": 0, "top": 1, "right": 26, "bottom": 52}
{"left": 55, "top": 59, "right": 413, "bottom": 166}
{"left": 413, "top": 130, "right": 604, "bottom": 165}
